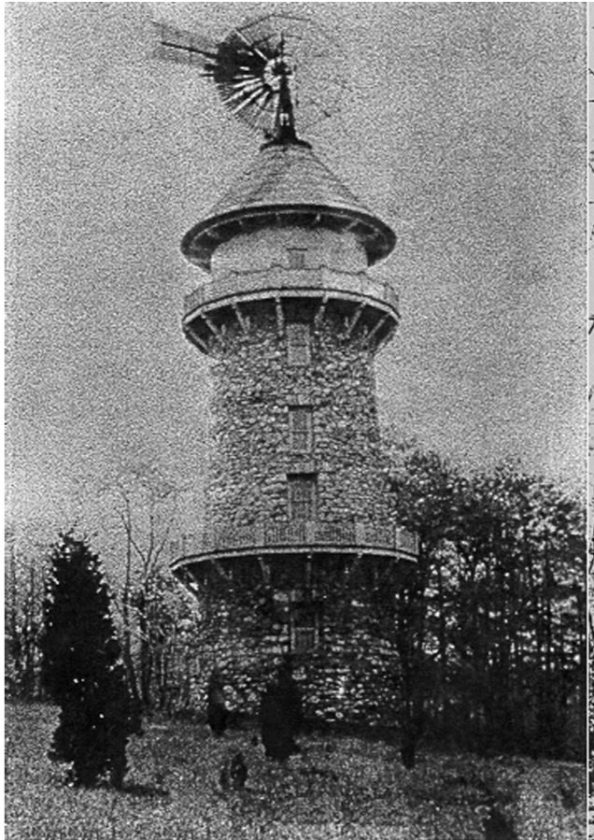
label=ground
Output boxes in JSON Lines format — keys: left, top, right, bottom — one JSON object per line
{"left": 5, "top": 702, "right": 585, "bottom": 840}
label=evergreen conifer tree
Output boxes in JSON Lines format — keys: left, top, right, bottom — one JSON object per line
{"left": 40, "top": 533, "right": 142, "bottom": 788}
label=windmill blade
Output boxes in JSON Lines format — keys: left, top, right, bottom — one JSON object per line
{"left": 251, "top": 89, "right": 275, "bottom": 129}
{"left": 152, "top": 20, "right": 219, "bottom": 69}
{"left": 229, "top": 24, "right": 270, "bottom": 62}
{"left": 231, "top": 86, "right": 270, "bottom": 117}
{"left": 211, "top": 32, "right": 269, "bottom": 87}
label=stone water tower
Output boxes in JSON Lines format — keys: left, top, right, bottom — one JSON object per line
{"left": 159, "top": 14, "right": 417, "bottom": 656}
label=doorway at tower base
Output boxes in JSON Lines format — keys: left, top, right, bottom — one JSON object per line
{"left": 177, "top": 552, "right": 412, "bottom": 729}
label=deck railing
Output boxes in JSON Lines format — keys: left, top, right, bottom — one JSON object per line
{"left": 176, "top": 520, "right": 418, "bottom": 559}
{"left": 183, "top": 267, "right": 398, "bottom": 317}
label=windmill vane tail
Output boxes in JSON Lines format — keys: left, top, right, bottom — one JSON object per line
{"left": 152, "top": 20, "right": 218, "bottom": 68}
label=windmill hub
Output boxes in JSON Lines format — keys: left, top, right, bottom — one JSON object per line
{"left": 263, "top": 55, "right": 291, "bottom": 93}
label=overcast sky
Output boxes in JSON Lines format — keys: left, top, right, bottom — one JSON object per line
{"left": 6, "top": 2, "right": 586, "bottom": 543}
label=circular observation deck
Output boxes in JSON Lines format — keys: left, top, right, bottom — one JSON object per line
{"left": 171, "top": 520, "right": 418, "bottom": 590}
{"left": 182, "top": 266, "right": 399, "bottom": 355}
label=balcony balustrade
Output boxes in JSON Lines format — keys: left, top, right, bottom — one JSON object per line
{"left": 183, "top": 266, "right": 398, "bottom": 319}
{"left": 173, "top": 520, "right": 418, "bottom": 567}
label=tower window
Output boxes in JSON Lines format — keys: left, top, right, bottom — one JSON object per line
{"left": 287, "top": 322, "right": 311, "bottom": 365}
{"left": 290, "top": 601, "right": 321, "bottom": 654}
{"left": 288, "top": 473, "right": 317, "bottom": 521}
{"left": 287, "top": 248, "right": 307, "bottom": 269}
{"left": 289, "top": 406, "right": 313, "bottom": 452}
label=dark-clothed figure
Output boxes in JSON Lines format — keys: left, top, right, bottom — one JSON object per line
{"left": 220, "top": 751, "right": 248, "bottom": 791}
{"left": 260, "top": 658, "right": 303, "bottom": 761}
{"left": 207, "top": 666, "right": 228, "bottom": 737}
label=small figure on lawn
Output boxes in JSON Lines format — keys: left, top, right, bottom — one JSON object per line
{"left": 220, "top": 751, "right": 248, "bottom": 791}
{"left": 207, "top": 666, "right": 228, "bottom": 736}
{"left": 260, "top": 656, "right": 303, "bottom": 762}
{"left": 482, "top": 792, "right": 518, "bottom": 840}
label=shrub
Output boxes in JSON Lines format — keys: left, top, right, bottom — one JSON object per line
{"left": 40, "top": 533, "right": 142, "bottom": 787}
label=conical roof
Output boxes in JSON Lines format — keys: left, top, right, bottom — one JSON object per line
{"left": 182, "top": 143, "right": 396, "bottom": 271}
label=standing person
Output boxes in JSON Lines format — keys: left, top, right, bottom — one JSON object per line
{"left": 260, "top": 657, "right": 302, "bottom": 761}
{"left": 207, "top": 666, "right": 228, "bottom": 736}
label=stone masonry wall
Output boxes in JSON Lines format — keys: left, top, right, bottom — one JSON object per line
{"left": 206, "top": 308, "right": 390, "bottom": 530}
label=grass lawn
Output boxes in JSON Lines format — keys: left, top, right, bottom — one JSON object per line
{"left": 5, "top": 701, "right": 585, "bottom": 840}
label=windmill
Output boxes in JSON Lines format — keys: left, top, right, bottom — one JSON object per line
{"left": 154, "top": 12, "right": 347, "bottom": 144}
{"left": 155, "top": 9, "right": 416, "bottom": 714}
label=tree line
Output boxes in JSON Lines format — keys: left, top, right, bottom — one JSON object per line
{"left": 4, "top": 447, "right": 585, "bottom": 765}
{"left": 385, "top": 444, "right": 585, "bottom": 764}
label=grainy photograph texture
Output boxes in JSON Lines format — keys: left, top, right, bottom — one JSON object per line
{"left": 5, "top": 3, "right": 587, "bottom": 839}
